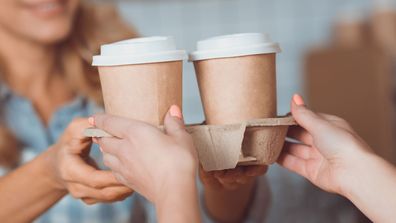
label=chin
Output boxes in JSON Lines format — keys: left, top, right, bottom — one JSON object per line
{"left": 6, "top": 0, "right": 80, "bottom": 45}
{"left": 33, "top": 24, "right": 74, "bottom": 44}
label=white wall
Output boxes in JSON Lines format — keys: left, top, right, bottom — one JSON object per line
{"left": 116, "top": 0, "right": 373, "bottom": 123}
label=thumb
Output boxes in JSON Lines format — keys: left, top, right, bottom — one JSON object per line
{"left": 291, "top": 94, "right": 328, "bottom": 134}
{"left": 164, "top": 105, "right": 186, "bottom": 138}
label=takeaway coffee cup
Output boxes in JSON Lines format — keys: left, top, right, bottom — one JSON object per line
{"left": 190, "top": 33, "right": 281, "bottom": 164}
{"left": 92, "top": 36, "right": 186, "bottom": 126}
{"left": 190, "top": 33, "right": 281, "bottom": 125}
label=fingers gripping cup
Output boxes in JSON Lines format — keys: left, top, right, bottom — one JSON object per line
{"left": 190, "top": 33, "right": 281, "bottom": 165}
{"left": 93, "top": 37, "right": 186, "bottom": 126}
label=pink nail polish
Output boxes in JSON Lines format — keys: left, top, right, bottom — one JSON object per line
{"left": 293, "top": 94, "right": 305, "bottom": 106}
{"left": 169, "top": 105, "right": 183, "bottom": 119}
{"left": 88, "top": 117, "right": 95, "bottom": 126}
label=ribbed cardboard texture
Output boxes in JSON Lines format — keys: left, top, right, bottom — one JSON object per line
{"left": 191, "top": 53, "right": 281, "bottom": 170}
{"left": 98, "top": 61, "right": 182, "bottom": 126}
{"left": 88, "top": 48, "right": 288, "bottom": 171}
{"left": 186, "top": 116, "right": 295, "bottom": 171}
{"left": 84, "top": 116, "right": 296, "bottom": 171}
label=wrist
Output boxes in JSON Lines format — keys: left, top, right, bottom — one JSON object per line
{"left": 155, "top": 172, "right": 197, "bottom": 204}
{"left": 155, "top": 173, "right": 198, "bottom": 221}
{"left": 41, "top": 146, "right": 67, "bottom": 193}
{"left": 337, "top": 150, "right": 381, "bottom": 199}
{"left": 203, "top": 177, "right": 258, "bottom": 222}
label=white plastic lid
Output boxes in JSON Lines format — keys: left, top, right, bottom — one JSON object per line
{"left": 189, "top": 33, "right": 281, "bottom": 61}
{"left": 92, "top": 36, "right": 187, "bottom": 66}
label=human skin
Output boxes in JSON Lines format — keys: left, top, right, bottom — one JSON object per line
{"left": 278, "top": 94, "right": 396, "bottom": 223}
{"left": 0, "top": 0, "right": 80, "bottom": 123}
{"left": 92, "top": 103, "right": 268, "bottom": 222}
{"left": 0, "top": 0, "right": 266, "bottom": 222}
{"left": 0, "top": 119, "right": 133, "bottom": 222}
{"left": 96, "top": 95, "right": 396, "bottom": 223}
{"left": 92, "top": 105, "right": 201, "bottom": 223}
{"left": 199, "top": 165, "right": 267, "bottom": 222}
{"left": 0, "top": 0, "right": 133, "bottom": 221}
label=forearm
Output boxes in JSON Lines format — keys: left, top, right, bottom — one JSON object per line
{"left": 156, "top": 175, "right": 201, "bottom": 223}
{"left": 342, "top": 152, "right": 396, "bottom": 223}
{"left": 204, "top": 180, "right": 256, "bottom": 223}
{"left": 0, "top": 148, "right": 66, "bottom": 222}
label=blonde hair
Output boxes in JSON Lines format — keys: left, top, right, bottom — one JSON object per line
{"left": 0, "top": 1, "right": 138, "bottom": 168}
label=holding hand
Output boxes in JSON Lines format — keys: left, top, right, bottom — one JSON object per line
{"left": 91, "top": 105, "right": 201, "bottom": 223}
{"left": 278, "top": 94, "right": 396, "bottom": 222}
{"left": 199, "top": 165, "right": 267, "bottom": 191}
{"left": 278, "top": 94, "right": 373, "bottom": 194}
{"left": 49, "top": 119, "right": 133, "bottom": 205}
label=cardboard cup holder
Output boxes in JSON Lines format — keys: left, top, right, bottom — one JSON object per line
{"left": 186, "top": 116, "right": 296, "bottom": 171}
{"left": 87, "top": 34, "right": 291, "bottom": 171}
{"left": 84, "top": 116, "right": 296, "bottom": 171}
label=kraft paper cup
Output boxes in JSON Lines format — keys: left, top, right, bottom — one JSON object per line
{"left": 92, "top": 36, "right": 186, "bottom": 126}
{"left": 190, "top": 33, "right": 281, "bottom": 124}
{"left": 190, "top": 33, "right": 281, "bottom": 165}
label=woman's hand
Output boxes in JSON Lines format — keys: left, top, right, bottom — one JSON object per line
{"left": 50, "top": 118, "right": 133, "bottom": 205}
{"left": 199, "top": 147, "right": 267, "bottom": 223}
{"left": 278, "top": 94, "right": 374, "bottom": 195}
{"left": 199, "top": 165, "right": 267, "bottom": 191}
{"left": 91, "top": 106, "right": 201, "bottom": 223}
{"left": 91, "top": 106, "right": 198, "bottom": 203}
{"left": 279, "top": 94, "right": 396, "bottom": 223}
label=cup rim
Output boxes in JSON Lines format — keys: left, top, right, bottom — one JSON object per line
{"left": 93, "top": 50, "right": 187, "bottom": 67}
{"left": 92, "top": 36, "right": 187, "bottom": 66}
{"left": 189, "top": 33, "right": 281, "bottom": 62}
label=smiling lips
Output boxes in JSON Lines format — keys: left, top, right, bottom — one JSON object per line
{"left": 22, "top": 0, "right": 66, "bottom": 18}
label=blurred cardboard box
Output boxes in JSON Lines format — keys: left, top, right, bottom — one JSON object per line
{"left": 305, "top": 46, "right": 396, "bottom": 164}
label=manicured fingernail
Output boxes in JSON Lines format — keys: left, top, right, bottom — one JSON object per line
{"left": 293, "top": 94, "right": 305, "bottom": 106}
{"left": 88, "top": 117, "right": 95, "bottom": 126}
{"left": 169, "top": 105, "right": 183, "bottom": 120}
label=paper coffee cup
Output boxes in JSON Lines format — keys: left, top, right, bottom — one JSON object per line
{"left": 93, "top": 36, "right": 186, "bottom": 126}
{"left": 190, "top": 33, "right": 281, "bottom": 125}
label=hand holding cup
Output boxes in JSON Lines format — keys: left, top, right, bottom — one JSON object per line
{"left": 199, "top": 165, "right": 267, "bottom": 191}
{"left": 49, "top": 118, "right": 133, "bottom": 205}
{"left": 91, "top": 106, "right": 198, "bottom": 203}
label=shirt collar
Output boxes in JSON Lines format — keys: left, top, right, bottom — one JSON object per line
{"left": 0, "top": 81, "right": 88, "bottom": 112}
{"left": 0, "top": 83, "right": 13, "bottom": 102}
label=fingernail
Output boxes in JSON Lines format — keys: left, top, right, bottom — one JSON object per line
{"left": 169, "top": 105, "right": 183, "bottom": 120}
{"left": 88, "top": 117, "right": 95, "bottom": 126}
{"left": 99, "top": 147, "right": 103, "bottom": 153}
{"left": 293, "top": 94, "right": 305, "bottom": 106}
{"left": 92, "top": 137, "right": 98, "bottom": 144}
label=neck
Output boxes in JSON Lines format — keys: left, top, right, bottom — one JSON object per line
{"left": 0, "top": 28, "right": 58, "bottom": 95}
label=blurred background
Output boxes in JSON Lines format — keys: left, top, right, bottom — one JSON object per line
{"left": 111, "top": 0, "right": 396, "bottom": 165}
